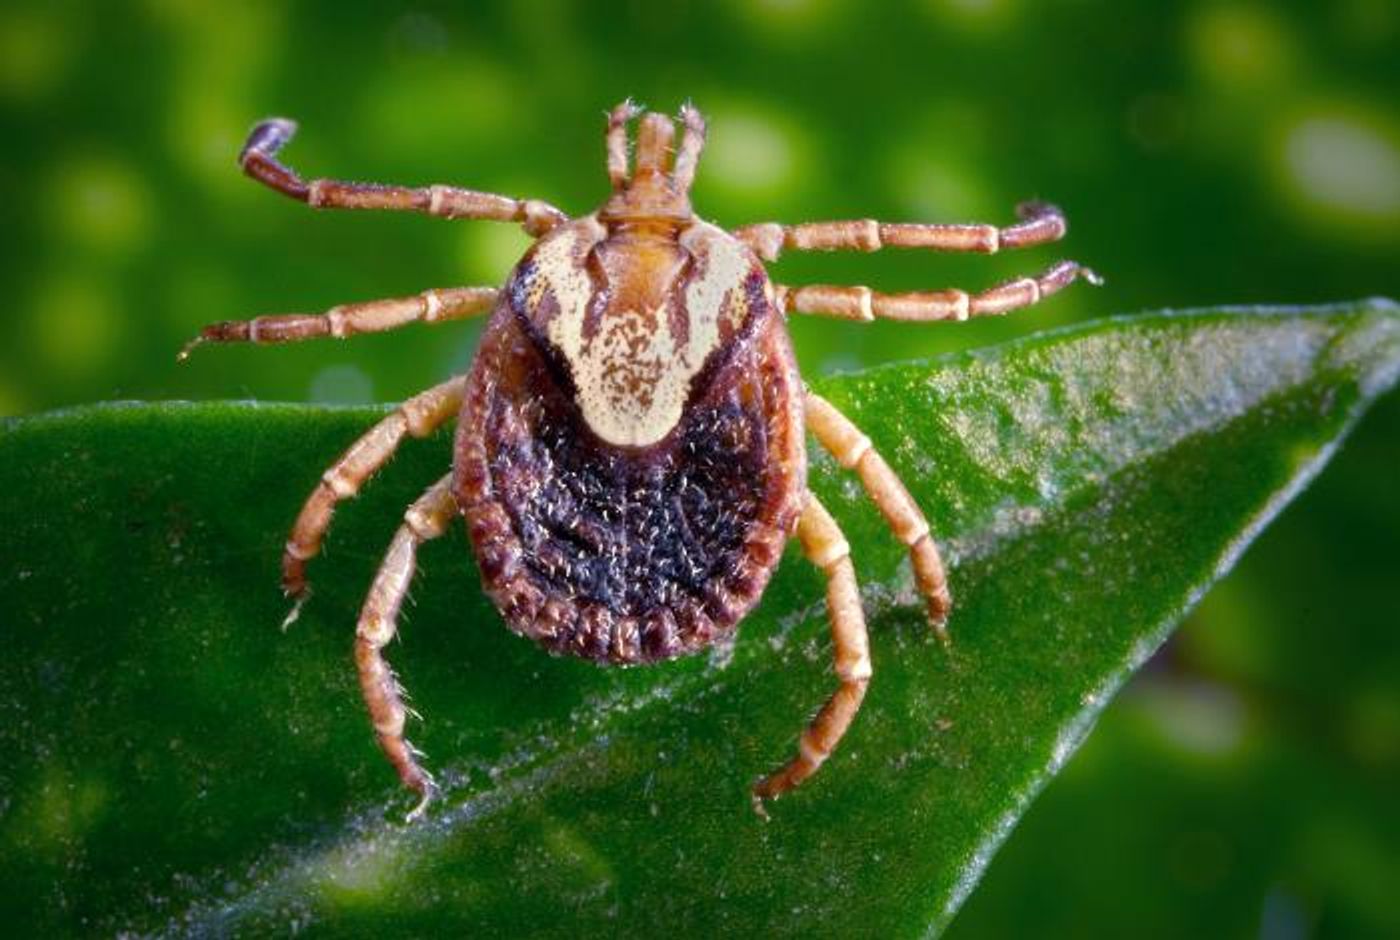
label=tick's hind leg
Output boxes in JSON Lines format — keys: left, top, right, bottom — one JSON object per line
{"left": 356, "top": 473, "right": 458, "bottom": 820}
{"left": 282, "top": 376, "right": 466, "bottom": 614}
{"left": 753, "top": 494, "right": 871, "bottom": 813}
{"left": 805, "top": 391, "right": 952, "bottom": 640}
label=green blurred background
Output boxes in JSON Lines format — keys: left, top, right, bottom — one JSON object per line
{"left": 2, "top": 0, "right": 1397, "bottom": 935}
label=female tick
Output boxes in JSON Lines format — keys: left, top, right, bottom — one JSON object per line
{"left": 184, "top": 102, "right": 1099, "bottom": 818}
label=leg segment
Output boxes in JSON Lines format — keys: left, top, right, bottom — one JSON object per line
{"left": 282, "top": 376, "right": 466, "bottom": 609}
{"left": 241, "top": 118, "right": 567, "bottom": 237}
{"left": 736, "top": 201, "right": 1070, "bottom": 263}
{"left": 179, "top": 286, "right": 497, "bottom": 360}
{"left": 775, "top": 259, "right": 1101, "bottom": 324}
{"left": 753, "top": 494, "right": 872, "bottom": 813}
{"left": 355, "top": 473, "right": 458, "bottom": 820}
{"left": 806, "top": 391, "right": 952, "bottom": 640}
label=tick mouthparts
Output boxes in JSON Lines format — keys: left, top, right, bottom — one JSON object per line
{"left": 634, "top": 112, "right": 677, "bottom": 177}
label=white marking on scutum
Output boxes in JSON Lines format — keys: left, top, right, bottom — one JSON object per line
{"left": 532, "top": 220, "right": 755, "bottom": 448}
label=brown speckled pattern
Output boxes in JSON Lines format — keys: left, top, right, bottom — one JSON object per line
{"left": 455, "top": 294, "right": 804, "bottom": 664}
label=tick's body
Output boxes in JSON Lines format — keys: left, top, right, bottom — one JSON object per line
{"left": 459, "top": 214, "right": 806, "bottom": 663}
{"left": 187, "top": 103, "right": 1098, "bottom": 818}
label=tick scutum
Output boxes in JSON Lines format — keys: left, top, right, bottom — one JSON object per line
{"left": 456, "top": 306, "right": 804, "bottom": 665}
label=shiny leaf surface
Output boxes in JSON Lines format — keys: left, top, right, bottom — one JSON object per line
{"left": 2, "top": 300, "right": 1397, "bottom": 936}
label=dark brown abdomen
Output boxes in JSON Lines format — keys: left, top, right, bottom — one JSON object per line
{"left": 454, "top": 304, "right": 805, "bottom": 664}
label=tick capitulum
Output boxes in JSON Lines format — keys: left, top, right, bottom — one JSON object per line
{"left": 185, "top": 101, "right": 1099, "bottom": 820}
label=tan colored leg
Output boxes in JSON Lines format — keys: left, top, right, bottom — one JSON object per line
{"left": 736, "top": 201, "right": 1072, "bottom": 262}
{"left": 753, "top": 494, "right": 872, "bottom": 814}
{"left": 241, "top": 118, "right": 567, "bottom": 236}
{"left": 774, "top": 259, "right": 1101, "bottom": 324}
{"left": 806, "top": 391, "right": 952, "bottom": 641}
{"left": 281, "top": 377, "right": 466, "bottom": 612}
{"left": 605, "top": 99, "right": 642, "bottom": 189}
{"left": 355, "top": 473, "right": 457, "bottom": 820}
{"left": 178, "top": 286, "right": 497, "bottom": 360}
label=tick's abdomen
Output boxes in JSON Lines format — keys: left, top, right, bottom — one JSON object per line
{"left": 503, "top": 395, "right": 762, "bottom": 615}
{"left": 456, "top": 306, "right": 805, "bottom": 664}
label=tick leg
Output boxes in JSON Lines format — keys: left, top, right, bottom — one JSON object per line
{"left": 241, "top": 118, "right": 567, "bottom": 236}
{"left": 282, "top": 376, "right": 466, "bottom": 610}
{"left": 805, "top": 391, "right": 952, "bottom": 640}
{"left": 179, "top": 286, "right": 497, "bottom": 360}
{"left": 753, "top": 493, "right": 871, "bottom": 813}
{"left": 773, "top": 259, "right": 1101, "bottom": 324}
{"left": 734, "top": 201, "right": 1071, "bottom": 262}
{"left": 356, "top": 473, "right": 457, "bottom": 820}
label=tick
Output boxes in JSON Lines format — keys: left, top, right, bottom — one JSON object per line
{"left": 184, "top": 102, "right": 1099, "bottom": 819}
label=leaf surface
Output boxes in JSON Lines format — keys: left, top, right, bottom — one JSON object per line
{"left": 2, "top": 301, "right": 1397, "bottom": 937}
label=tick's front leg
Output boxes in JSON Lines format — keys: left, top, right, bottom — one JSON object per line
{"left": 240, "top": 118, "right": 568, "bottom": 236}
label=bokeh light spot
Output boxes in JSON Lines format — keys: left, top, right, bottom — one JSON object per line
{"left": 388, "top": 11, "right": 450, "bottom": 57}
{"left": 702, "top": 107, "right": 805, "bottom": 202}
{"left": 0, "top": 8, "right": 71, "bottom": 103}
{"left": 925, "top": 0, "right": 1017, "bottom": 31}
{"left": 309, "top": 364, "right": 375, "bottom": 405}
{"left": 1188, "top": 4, "right": 1295, "bottom": 87}
{"left": 1259, "top": 885, "right": 1311, "bottom": 940}
{"left": 152, "top": 2, "right": 283, "bottom": 188}
{"left": 29, "top": 277, "right": 121, "bottom": 378}
{"left": 890, "top": 157, "right": 993, "bottom": 221}
{"left": 169, "top": 89, "right": 252, "bottom": 188}
{"left": 50, "top": 156, "right": 152, "bottom": 253}
{"left": 726, "top": 0, "right": 838, "bottom": 40}
{"left": 360, "top": 56, "right": 517, "bottom": 164}
{"left": 885, "top": 102, "right": 998, "bottom": 219}
{"left": 1279, "top": 114, "right": 1400, "bottom": 224}
{"left": 1137, "top": 678, "right": 1245, "bottom": 757}
{"left": 455, "top": 223, "right": 532, "bottom": 284}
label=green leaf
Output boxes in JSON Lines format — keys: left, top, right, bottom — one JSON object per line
{"left": 2, "top": 301, "right": 1397, "bottom": 937}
